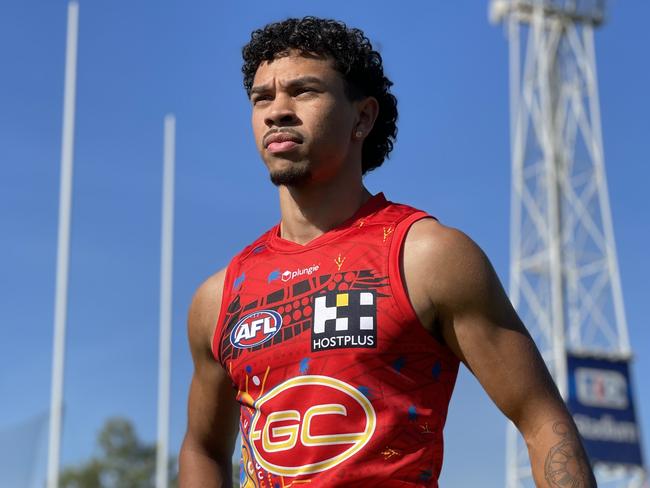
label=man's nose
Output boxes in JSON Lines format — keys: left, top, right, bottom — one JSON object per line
{"left": 264, "top": 94, "right": 299, "bottom": 127}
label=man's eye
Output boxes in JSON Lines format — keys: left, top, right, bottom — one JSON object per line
{"left": 252, "top": 96, "right": 272, "bottom": 105}
{"left": 295, "top": 87, "right": 315, "bottom": 96}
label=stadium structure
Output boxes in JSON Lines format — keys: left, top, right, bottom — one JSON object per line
{"left": 490, "top": 0, "right": 647, "bottom": 486}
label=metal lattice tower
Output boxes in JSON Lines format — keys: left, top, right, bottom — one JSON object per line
{"left": 489, "top": 1, "right": 646, "bottom": 486}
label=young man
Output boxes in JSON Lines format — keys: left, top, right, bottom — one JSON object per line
{"left": 179, "top": 17, "right": 596, "bottom": 487}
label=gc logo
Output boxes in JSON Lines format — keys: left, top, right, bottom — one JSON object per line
{"left": 249, "top": 375, "right": 376, "bottom": 476}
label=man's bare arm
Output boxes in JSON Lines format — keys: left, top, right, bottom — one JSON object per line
{"left": 403, "top": 219, "right": 596, "bottom": 487}
{"left": 179, "top": 269, "right": 240, "bottom": 488}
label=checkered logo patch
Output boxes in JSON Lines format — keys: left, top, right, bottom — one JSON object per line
{"left": 311, "top": 290, "right": 377, "bottom": 352}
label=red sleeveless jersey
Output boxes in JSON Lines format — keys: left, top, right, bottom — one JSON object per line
{"left": 212, "top": 193, "right": 460, "bottom": 487}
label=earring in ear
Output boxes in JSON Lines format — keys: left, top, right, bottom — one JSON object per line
{"left": 355, "top": 130, "right": 363, "bottom": 139}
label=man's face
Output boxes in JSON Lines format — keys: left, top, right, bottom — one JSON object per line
{"left": 250, "top": 51, "right": 358, "bottom": 187}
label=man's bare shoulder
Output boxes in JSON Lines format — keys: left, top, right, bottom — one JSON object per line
{"left": 404, "top": 218, "right": 475, "bottom": 253}
{"left": 188, "top": 268, "right": 228, "bottom": 355}
{"left": 191, "top": 268, "right": 227, "bottom": 314}
{"left": 404, "top": 219, "right": 494, "bottom": 302}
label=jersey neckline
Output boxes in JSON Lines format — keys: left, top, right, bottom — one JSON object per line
{"left": 265, "top": 192, "right": 389, "bottom": 253}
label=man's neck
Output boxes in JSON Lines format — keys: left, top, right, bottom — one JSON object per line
{"left": 277, "top": 175, "right": 371, "bottom": 246}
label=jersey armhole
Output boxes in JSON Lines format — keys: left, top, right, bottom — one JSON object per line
{"left": 210, "top": 261, "right": 238, "bottom": 367}
{"left": 388, "top": 212, "right": 458, "bottom": 361}
{"left": 388, "top": 211, "right": 431, "bottom": 328}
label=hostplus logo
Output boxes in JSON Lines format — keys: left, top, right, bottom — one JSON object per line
{"left": 311, "top": 290, "right": 377, "bottom": 352}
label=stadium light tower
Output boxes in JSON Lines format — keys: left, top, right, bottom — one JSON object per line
{"left": 489, "top": 1, "right": 646, "bottom": 486}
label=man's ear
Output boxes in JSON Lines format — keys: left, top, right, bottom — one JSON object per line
{"left": 353, "top": 96, "right": 379, "bottom": 140}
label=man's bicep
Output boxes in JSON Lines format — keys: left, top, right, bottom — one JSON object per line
{"left": 183, "top": 269, "right": 240, "bottom": 460}
{"left": 449, "top": 305, "right": 565, "bottom": 432}
{"left": 439, "top": 241, "right": 597, "bottom": 486}
{"left": 184, "top": 360, "right": 240, "bottom": 460}
{"left": 430, "top": 229, "right": 566, "bottom": 435}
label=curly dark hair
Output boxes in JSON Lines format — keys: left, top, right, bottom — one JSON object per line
{"left": 242, "top": 17, "right": 398, "bottom": 175}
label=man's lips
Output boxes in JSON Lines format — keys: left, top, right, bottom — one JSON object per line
{"left": 264, "top": 131, "right": 303, "bottom": 153}
{"left": 267, "top": 140, "right": 299, "bottom": 153}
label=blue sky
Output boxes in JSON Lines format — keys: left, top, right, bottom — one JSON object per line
{"left": 1, "top": 1, "right": 648, "bottom": 486}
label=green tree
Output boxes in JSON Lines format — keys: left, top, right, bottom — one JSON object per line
{"left": 59, "top": 417, "right": 177, "bottom": 488}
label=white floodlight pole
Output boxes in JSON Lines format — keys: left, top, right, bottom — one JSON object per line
{"left": 47, "top": 3, "right": 79, "bottom": 488}
{"left": 156, "top": 114, "right": 176, "bottom": 488}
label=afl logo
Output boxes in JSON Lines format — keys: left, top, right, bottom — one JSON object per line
{"left": 249, "top": 375, "right": 376, "bottom": 477}
{"left": 230, "top": 310, "right": 283, "bottom": 349}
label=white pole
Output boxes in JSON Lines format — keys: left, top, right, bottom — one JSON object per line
{"left": 47, "top": 2, "right": 79, "bottom": 488}
{"left": 156, "top": 114, "right": 176, "bottom": 488}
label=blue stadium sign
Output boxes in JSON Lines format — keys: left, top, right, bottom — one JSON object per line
{"left": 566, "top": 352, "right": 644, "bottom": 467}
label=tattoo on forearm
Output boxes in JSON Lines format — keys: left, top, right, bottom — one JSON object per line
{"left": 544, "top": 422, "right": 594, "bottom": 488}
